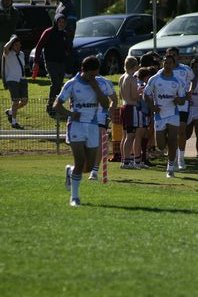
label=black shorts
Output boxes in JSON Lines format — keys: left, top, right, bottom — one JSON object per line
{"left": 7, "top": 79, "right": 28, "bottom": 102}
{"left": 179, "top": 111, "right": 189, "bottom": 124}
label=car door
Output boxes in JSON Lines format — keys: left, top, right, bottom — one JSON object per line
{"left": 119, "top": 15, "right": 153, "bottom": 58}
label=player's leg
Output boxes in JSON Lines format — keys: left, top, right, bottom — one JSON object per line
{"left": 178, "top": 112, "right": 188, "bottom": 169}
{"left": 166, "top": 124, "right": 179, "bottom": 177}
{"left": 194, "top": 119, "right": 198, "bottom": 156}
{"left": 89, "top": 126, "right": 104, "bottom": 180}
{"left": 69, "top": 141, "right": 86, "bottom": 206}
{"left": 186, "top": 121, "right": 194, "bottom": 140}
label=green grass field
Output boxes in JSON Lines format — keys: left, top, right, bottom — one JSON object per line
{"left": 0, "top": 154, "right": 198, "bottom": 297}
{"left": 0, "top": 75, "right": 120, "bottom": 153}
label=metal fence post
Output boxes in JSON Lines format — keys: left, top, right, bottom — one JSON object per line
{"left": 56, "top": 113, "right": 60, "bottom": 155}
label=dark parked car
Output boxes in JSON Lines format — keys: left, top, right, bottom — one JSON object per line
{"left": 14, "top": 2, "right": 56, "bottom": 72}
{"left": 29, "top": 13, "right": 165, "bottom": 75}
{"left": 128, "top": 12, "right": 198, "bottom": 65}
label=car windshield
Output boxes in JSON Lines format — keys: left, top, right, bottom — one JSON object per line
{"left": 75, "top": 17, "right": 124, "bottom": 37}
{"left": 157, "top": 15, "right": 198, "bottom": 37}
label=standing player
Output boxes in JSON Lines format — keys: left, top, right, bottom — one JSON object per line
{"left": 53, "top": 56, "right": 114, "bottom": 206}
{"left": 186, "top": 58, "right": 198, "bottom": 157}
{"left": 119, "top": 56, "right": 140, "bottom": 169}
{"left": 165, "top": 47, "right": 194, "bottom": 169}
{"left": 144, "top": 55, "right": 186, "bottom": 178}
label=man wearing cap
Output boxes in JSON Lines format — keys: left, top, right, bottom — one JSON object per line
{"left": 32, "top": 13, "right": 72, "bottom": 117}
{"left": 3, "top": 35, "right": 28, "bottom": 129}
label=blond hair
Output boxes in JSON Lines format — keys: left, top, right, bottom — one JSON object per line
{"left": 124, "top": 56, "right": 138, "bottom": 72}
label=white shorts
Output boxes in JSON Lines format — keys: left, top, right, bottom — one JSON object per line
{"left": 66, "top": 121, "right": 99, "bottom": 148}
{"left": 154, "top": 115, "right": 180, "bottom": 131}
{"left": 187, "top": 107, "right": 198, "bottom": 124}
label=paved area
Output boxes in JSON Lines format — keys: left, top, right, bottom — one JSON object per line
{"left": 185, "top": 132, "right": 197, "bottom": 157}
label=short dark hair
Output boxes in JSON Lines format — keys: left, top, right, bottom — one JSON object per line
{"left": 137, "top": 67, "right": 151, "bottom": 80}
{"left": 166, "top": 47, "right": 179, "bottom": 55}
{"left": 146, "top": 50, "right": 160, "bottom": 60}
{"left": 147, "top": 66, "right": 157, "bottom": 76}
{"left": 81, "top": 56, "right": 100, "bottom": 72}
{"left": 139, "top": 53, "right": 154, "bottom": 67}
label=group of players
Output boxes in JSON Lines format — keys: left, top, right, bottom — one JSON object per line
{"left": 119, "top": 48, "right": 198, "bottom": 179}
{"left": 53, "top": 48, "right": 198, "bottom": 207}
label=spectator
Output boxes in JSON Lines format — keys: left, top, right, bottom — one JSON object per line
{"left": 144, "top": 55, "right": 186, "bottom": 178}
{"left": 56, "top": 0, "right": 77, "bottom": 75}
{"left": 3, "top": 35, "right": 28, "bottom": 129}
{"left": 53, "top": 56, "right": 113, "bottom": 207}
{"left": 56, "top": 0, "right": 77, "bottom": 43}
{"left": 0, "top": 0, "right": 19, "bottom": 78}
{"left": 32, "top": 13, "right": 72, "bottom": 117}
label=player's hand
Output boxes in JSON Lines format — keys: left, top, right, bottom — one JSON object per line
{"left": 152, "top": 105, "right": 160, "bottom": 113}
{"left": 174, "top": 97, "right": 184, "bottom": 105}
{"left": 71, "top": 111, "right": 81, "bottom": 121}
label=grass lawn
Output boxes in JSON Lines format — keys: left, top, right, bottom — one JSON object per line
{"left": 0, "top": 154, "right": 198, "bottom": 297}
{"left": 0, "top": 75, "right": 120, "bottom": 154}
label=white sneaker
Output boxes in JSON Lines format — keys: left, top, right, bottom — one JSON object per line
{"left": 178, "top": 159, "right": 186, "bottom": 170}
{"left": 140, "top": 162, "right": 149, "bottom": 169}
{"left": 133, "top": 162, "right": 141, "bottom": 169}
{"left": 65, "top": 165, "right": 72, "bottom": 191}
{"left": 120, "top": 162, "right": 134, "bottom": 169}
{"left": 70, "top": 197, "right": 80, "bottom": 207}
{"left": 88, "top": 171, "right": 98, "bottom": 180}
{"left": 166, "top": 170, "right": 175, "bottom": 178}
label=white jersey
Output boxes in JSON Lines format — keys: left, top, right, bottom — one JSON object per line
{"left": 4, "top": 50, "right": 25, "bottom": 82}
{"left": 57, "top": 72, "right": 114, "bottom": 124}
{"left": 144, "top": 72, "right": 186, "bottom": 120}
{"left": 158, "top": 64, "right": 194, "bottom": 112}
{"left": 191, "top": 81, "right": 198, "bottom": 107}
{"left": 188, "top": 80, "right": 198, "bottom": 124}
{"left": 173, "top": 63, "right": 194, "bottom": 112}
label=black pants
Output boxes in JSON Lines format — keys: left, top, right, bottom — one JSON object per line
{"left": 45, "top": 61, "right": 65, "bottom": 107}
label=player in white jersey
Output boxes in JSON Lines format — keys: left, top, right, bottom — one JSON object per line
{"left": 186, "top": 58, "right": 198, "bottom": 157}
{"left": 88, "top": 77, "right": 118, "bottom": 180}
{"left": 166, "top": 47, "right": 195, "bottom": 169}
{"left": 144, "top": 55, "right": 186, "bottom": 178}
{"left": 53, "top": 56, "right": 113, "bottom": 206}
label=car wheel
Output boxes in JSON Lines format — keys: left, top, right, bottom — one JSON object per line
{"left": 102, "top": 51, "right": 121, "bottom": 75}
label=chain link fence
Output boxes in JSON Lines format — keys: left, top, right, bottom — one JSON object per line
{"left": 0, "top": 98, "right": 70, "bottom": 155}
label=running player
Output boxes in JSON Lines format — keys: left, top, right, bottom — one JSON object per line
{"left": 165, "top": 47, "right": 194, "bottom": 169}
{"left": 144, "top": 55, "right": 186, "bottom": 178}
{"left": 53, "top": 56, "right": 114, "bottom": 206}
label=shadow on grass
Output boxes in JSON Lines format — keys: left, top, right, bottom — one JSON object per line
{"left": 82, "top": 202, "right": 198, "bottom": 215}
{"left": 111, "top": 177, "right": 198, "bottom": 186}
{"left": 29, "top": 78, "right": 51, "bottom": 86}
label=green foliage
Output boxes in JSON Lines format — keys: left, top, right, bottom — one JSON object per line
{"left": 103, "top": 0, "right": 125, "bottom": 14}
{"left": 0, "top": 155, "right": 198, "bottom": 296}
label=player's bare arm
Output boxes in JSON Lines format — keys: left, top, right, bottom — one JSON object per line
{"left": 53, "top": 99, "right": 80, "bottom": 121}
